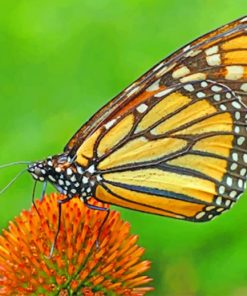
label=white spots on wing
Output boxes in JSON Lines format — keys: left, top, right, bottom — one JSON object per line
{"left": 183, "top": 45, "right": 202, "bottom": 57}
{"left": 229, "top": 190, "right": 237, "bottom": 198}
{"left": 216, "top": 207, "right": 225, "bottom": 213}
{"left": 238, "top": 179, "right": 244, "bottom": 188}
{"left": 240, "top": 83, "right": 247, "bottom": 92}
{"left": 216, "top": 196, "right": 222, "bottom": 205}
{"left": 240, "top": 168, "right": 247, "bottom": 176}
{"left": 183, "top": 84, "right": 194, "bottom": 92}
{"left": 126, "top": 86, "right": 141, "bottom": 97}
{"left": 217, "top": 208, "right": 226, "bottom": 214}
{"left": 244, "top": 154, "right": 247, "bottom": 163}
{"left": 226, "top": 177, "right": 233, "bottom": 187}
{"left": 155, "top": 65, "right": 168, "bottom": 76}
{"left": 231, "top": 101, "right": 241, "bottom": 109}
{"left": 205, "top": 45, "right": 219, "bottom": 56}
{"left": 232, "top": 152, "right": 238, "bottom": 162}
{"left": 201, "top": 81, "right": 208, "bottom": 88}
{"left": 185, "top": 49, "right": 202, "bottom": 57}
{"left": 125, "top": 83, "right": 137, "bottom": 93}
{"left": 146, "top": 79, "right": 160, "bottom": 91}
{"left": 226, "top": 92, "right": 232, "bottom": 99}
{"left": 219, "top": 186, "right": 225, "bottom": 195}
{"left": 172, "top": 66, "right": 191, "bottom": 79}
{"left": 154, "top": 87, "right": 174, "bottom": 98}
{"left": 220, "top": 104, "right": 227, "bottom": 111}
{"left": 213, "top": 94, "right": 221, "bottom": 101}
{"left": 235, "top": 111, "right": 241, "bottom": 120}
{"left": 230, "top": 163, "right": 238, "bottom": 171}
{"left": 196, "top": 91, "right": 206, "bottom": 98}
{"left": 136, "top": 103, "right": 148, "bottom": 113}
{"left": 225, "top": 200, "right": 231, "bottom": 207}
{"left": 206, "top": 54, "right": 221, "bottom": 66}
{"left": 105, "top": 119, "right": 117, "bottom": 130}
{"left": 195, "top": 211, "right": 205, "bottom": 219}
{"left": 180, "top": 72, "right": 207, "bottom": 83}
{"left": 211, "top": 85, "right": 222, "bottom": 92}
{"left": 225, "top": 66, "right": 244, "bottom": 80}
{"left": 155, "top": 63, "right": 177, "bottom": 77}
{"left": 235, "top": 126, "right": 240, "bottom": 133}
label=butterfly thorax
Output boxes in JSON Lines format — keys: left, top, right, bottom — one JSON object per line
{"left": 28, "top": 153, "right": 100, "bottom": 199}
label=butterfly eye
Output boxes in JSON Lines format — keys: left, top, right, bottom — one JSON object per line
{"left": 57, "top": 155, "right": 68, "bottom": 164}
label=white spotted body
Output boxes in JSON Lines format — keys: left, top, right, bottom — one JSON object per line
{"left": 28, "top": 155, "right": 101, "bottom": 201}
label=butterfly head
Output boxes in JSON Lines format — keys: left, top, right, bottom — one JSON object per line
{"left": 28, "top": 155, "right": 64, "bottom": 180}
{"left": 27, "top": 154, "right": 84, "bottom": 197}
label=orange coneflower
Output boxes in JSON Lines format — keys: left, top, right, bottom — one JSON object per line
{"left": 0, "top": 193, "right": 153, "bottom": 295}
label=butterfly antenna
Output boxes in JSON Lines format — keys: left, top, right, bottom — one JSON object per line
{"left": 0, "top": 161, "right": 31, "bottom": 169}
{"left": 0, "top": 168, "right": 27, "bottom": 195}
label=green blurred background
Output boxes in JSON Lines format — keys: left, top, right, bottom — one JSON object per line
{"left": 0, "top": 1, "right": 246, "bottom": 295}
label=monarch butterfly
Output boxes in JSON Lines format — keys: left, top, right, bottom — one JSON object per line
{"left": 25, "top": 16, "right": 247, "bottom": 227}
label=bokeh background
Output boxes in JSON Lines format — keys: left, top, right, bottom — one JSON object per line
{"left": 0, "top": 1, "right": 246, "bottom": 295}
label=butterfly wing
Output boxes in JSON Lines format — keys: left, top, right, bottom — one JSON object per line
{"left": 66, "top": 16, "right": 247, "bottom": 222}
{"left": 65, "top": 16, "right": 247, "bottom": 154}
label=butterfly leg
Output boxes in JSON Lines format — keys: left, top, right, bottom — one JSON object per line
{"left": 49, "top": 196, "right": 71, "bottom": 258}
{"left": 31, "top": 180, "right": 41, "bottom": 218}
{"left": 83, "top": 198, "right": 110, "bottom": 249}
{"left": 33, "top": 180, "right": 48, "bottom": 218}
{"left": 40, "top": 181, "right": 47, "bottom": 202}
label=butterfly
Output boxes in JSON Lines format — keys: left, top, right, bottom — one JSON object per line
{"left": 28, "top": 16, "right": 247, "bottom": 225}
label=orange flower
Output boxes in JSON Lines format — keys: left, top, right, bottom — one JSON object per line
{"left": 0, "top": 193, "right": 153, "bottom": 295}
